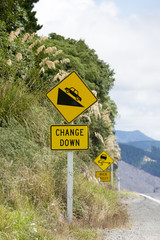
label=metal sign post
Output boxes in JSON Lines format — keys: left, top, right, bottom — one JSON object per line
{"left": 46, "top": 71, "right": 98, "bottom": 223}
{"left": 111, "top": 163, "right": 113, "bottom": 188}
{"left": 67, "top": 150, "right": 73, "bottom": 223}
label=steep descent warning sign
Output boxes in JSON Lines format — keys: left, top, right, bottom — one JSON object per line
{"left": 46, "top": 71, "right": 97, "bottom": 123}
{"left": 50, "top": 125, "right": 89, "bottom": 150}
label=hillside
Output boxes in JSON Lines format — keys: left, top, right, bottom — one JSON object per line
{"left": 115, "top": 130, "right": 154, "bottom": 143}
{"left": 115, "top": 130, "right": 160, "bottom": 178}
{"left": 0, "top": 25, "right": 126, "bottom": 239}
{"left": 115, "top": 130, "right": 160, "bottom": 151}
{"left": 117, "top": 161, "right": 160, "bottom": 193}
{"left": 127, "top": 140, "right": 160, "bottom": 151}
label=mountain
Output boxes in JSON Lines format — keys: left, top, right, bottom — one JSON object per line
{"left": 115, "top": 130, "right": 154, "bottom": 143}
{"left": 127, "top": 140, "right": 160, "bottom": 151}
{"left": 115, "top": 130, "right": 160, "bottom": 151}
{"left": 116, "top": 161, "right": 160, "bottom": 193}
{"left": 116, "top": 130, "right": 160, "bottom": 178}
{"left": 118, "top": 142, "right": 160, "bottom": 178}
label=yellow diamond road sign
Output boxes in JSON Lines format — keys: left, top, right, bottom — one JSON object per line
{"left": 50, "top": 125, "right": 89, "bottom": 150}
{"left": 94, "top": 151, "right": 114, "bottom": 171}
{"left": 46, "top": 71, "right": 97, "bottom": 123}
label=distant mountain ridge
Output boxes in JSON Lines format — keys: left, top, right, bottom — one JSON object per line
{"left": 115, "top": 130, "right": 154, "bottom": 143}
{"left": 117, "top": 161, "right": 160, "bottom": 193}
{"left": 127, "top": 140, "right": 160, "bottom": 151}
{"left": 116, "top": 130, "right": 160, "bottom": 178}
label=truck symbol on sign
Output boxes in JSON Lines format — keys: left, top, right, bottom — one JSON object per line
{"left": 65, "top": 87, "right": 82, "bottom": 102}
{"left": 98, "top": 154, "right": 111, "bottom": 166}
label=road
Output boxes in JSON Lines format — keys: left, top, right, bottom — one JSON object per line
{"left": 105, "top": 194, "right": 160, "bottom": 240}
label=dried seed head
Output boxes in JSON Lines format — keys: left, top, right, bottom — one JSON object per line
{"left": 44, "top": 46, "right": 57, "bottom": 53}
{"left": 53, "top": 70, "right": 69, "bottom": 81}
{"left": 39, "top": 57, "right": 49, "bottom": 67}
{"left": 27, "top": 39, "right": 40, "bottom": 52}
{"left": 60, "top": 58, "right": 70, "bottom": 64}
{"left": 14, "top": 28, "right": 20, "bottom": 37}
{"left": 90, "top": 102, "right": 101, "bottom": 119}
{"left": 53, "top": 60, "right": 59, "bottom": 64}
{"left": 52, "top": 47, "right": 57, "bottom": 51}
{"left": 39, "top": 67, "right": 45, "bottom": 74}
{"left": 27, "top": 33, "right": 36, "bottom": 42}
{"left": 16, "top": 53, "right": 23, "bottom": 61}
{"left": 95, "top": 132, "right": 105, "bottom": 145}
{"left": 8, "top": 31, "right": 15, "bottom": 42}
{"left": 7, "top": 59, "right": 12, "bottom": 66}
{"left": 22, "top": 33, "right": 30, "bottom": 43}
{"left": 35, "top": 45, "right": 45, "bottom": 55}
{"left": 46, "top": 61, "right": 55, "bottom": 69}
{"left": 53, "top": 50, "right": 63, "bottom": 56}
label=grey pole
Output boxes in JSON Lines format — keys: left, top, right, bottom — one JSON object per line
{"left": 67, "top": 150, "right": 73, "bottom": 222}
{"left": 111, "top": 163, "right": 113, "bottom": 188}
{"left": 117, "top": 177, "right": 120, "bottom": 191}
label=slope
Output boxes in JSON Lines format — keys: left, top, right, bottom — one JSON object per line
{"left": 119, "top": 143, "right": 160, "bottom": 178}
{"left": 117, "top": 161, "right": 160, "bottom": 193}
{"left": 115, "top": 130, "right": 154, "bottom": 143}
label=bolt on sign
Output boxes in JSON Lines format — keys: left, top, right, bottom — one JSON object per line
{"left": 95, "top": 171, "right": 111, "bottom": 182}
{"left": 94, "top": 151, "right": 114, "bottom": 171}
{"left": 50, "top": 125, "right": 89, "bottom": 150}
{"left": 46, "top": 71, "right": 97, "bottom": 123}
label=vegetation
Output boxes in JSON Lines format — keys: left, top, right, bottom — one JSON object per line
{"left": 0, "top": 3, "right": 128, "bottom": 238}
{"left": 0, "top": 0, "right": 42, "bottom": 32}
{"left": 119, "top": 143, "right": 160, "bottom": 177}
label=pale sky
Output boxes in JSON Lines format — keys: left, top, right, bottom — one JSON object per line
{"left": 34, "top": 0, "right": 160, "bottom": 140}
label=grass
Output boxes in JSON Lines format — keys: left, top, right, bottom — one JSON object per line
{"left": 73, "top": 173, "right": 128, "bottom": 229}
{"left": 0, "top": 36, "right": 128, "bottom": 238}
{"left": 0, "top": 75, "right": 40, "bottom": 126}
{"left": 0, "top": 113, "right": 128, "bottom": 239}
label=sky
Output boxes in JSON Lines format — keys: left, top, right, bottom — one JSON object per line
{"left": 34, "top": 0, "right": 160, "bottom": 140}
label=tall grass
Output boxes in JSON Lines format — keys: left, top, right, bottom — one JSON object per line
{"left": 0, "top": 118, "right": 128, "bottom": 239}
{"left": 0, "top": 76, "right": 39, "bottom": 125}
{"left": 73, "top": 173, "right": 128, "bottom": 229}
{"left": 0, "top": 29, "right": 127, "bottom": 239}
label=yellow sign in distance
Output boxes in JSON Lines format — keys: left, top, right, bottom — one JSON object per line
{"left": 94, "top": 151, "right": 114, "bottom": 171}
{"left": 46, "top": 71, "right": 97, "bottom": 123}
{"left": 50, "top": 125, "right": 89, "bottom": 150}
{"left": 95, "top": 171, "right": 111, "bottom": 182}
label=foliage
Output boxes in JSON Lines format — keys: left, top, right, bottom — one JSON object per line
{"left": 0, "top": 28, "right": 119, "bottom": 159}
{"left": 0, "top": 121, "right": 128, "bottom": 239}
{"left": 0, "top": 26, "right": 125, "bottom": 239}
{"left": 73, "top": 173, "right": 127, "bottom": 229}
{"left": 0, "top": 0, "right": 29, "bottom": 32}
{"left": 147, "top": 146, "right": 160, "bottom": 161}
{"left": 49, "top": 33, "right": 116, "bottom": 107}
{"left": 0, "top": 28, "right": 70, "bottom": 126}
{"left": 88, "top": 115, "right": 110, "bottom": 157}
{"left": 119, "top": 143, "right": 160, "bottom": 177}
{"left": 0, "top": 0, "right": 41, "bottom": 33}
{"left": 21, "top": 0, "right": 42, "bottom": 32}
{"left": 49, "top": 33, "right": 119, "bottom": 159}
